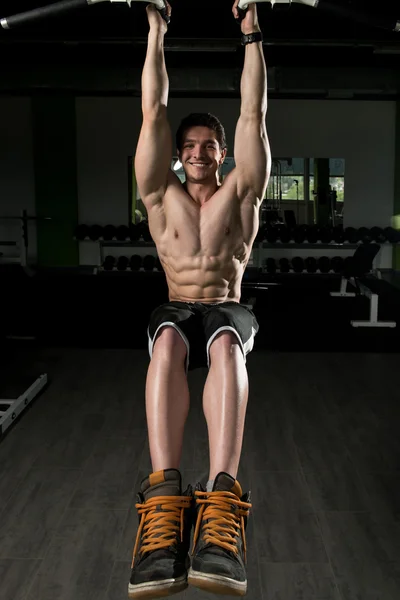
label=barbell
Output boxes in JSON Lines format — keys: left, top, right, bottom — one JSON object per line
{"left": 1, "top": 0, "right": 399, "bottom": 32}
{"left": 0, "top": 0, "right": 169, "bottom": 30}
{"left": 237, "top": 0, "right": 399, "bottom": 33}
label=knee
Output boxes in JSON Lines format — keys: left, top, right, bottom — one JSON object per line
{"left": 209, "top": 331, "right": 241, "bottom": 359}
{"left": 153, "top": 326, "right": 187, "bottom": 363}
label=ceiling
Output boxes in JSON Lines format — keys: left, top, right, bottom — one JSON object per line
{"left": 1, "top": 0, "right": 400, "bottom": 96}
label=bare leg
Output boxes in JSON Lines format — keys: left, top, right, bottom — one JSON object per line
{"left": 145, "top": 327, "right": 190, "bottom": 472}
{"left": 202, "top": 332, "right": 249, "bottom": 482}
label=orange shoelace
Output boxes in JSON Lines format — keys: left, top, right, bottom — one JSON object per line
{"left": 191, "top": 490, "right": 252, "bottom": 561}
{"left": 131, "top": 495, "right": 192, "bottom": 568}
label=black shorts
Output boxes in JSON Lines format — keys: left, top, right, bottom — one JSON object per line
{"left": 147, "top": 301, "right": 259, "bottom": 373}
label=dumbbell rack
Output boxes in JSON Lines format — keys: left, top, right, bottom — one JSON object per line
{"left": 76, "top": 223, "right": 395, "bottom": 275}
{"left": 94, "top": 240, "right": 158, "bottom": 274}
{"left": 0, "top": 374, "right": 48, "bottom": 436}
{"left": 94, "top": 240, "right": 379, "bottom": 275}
{"left": 252, "top": 241, "right": 360, "bottom": 271}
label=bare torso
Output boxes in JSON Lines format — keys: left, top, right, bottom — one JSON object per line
{"left": 147, "top": 170, "right": 260, "bottom": 304}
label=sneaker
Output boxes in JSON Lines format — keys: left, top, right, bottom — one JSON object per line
{"left": 128, "top": 469, "right": 193, "bottom": 599}
{"left": 188, "top": 472, "right": 252, "bottom": 596}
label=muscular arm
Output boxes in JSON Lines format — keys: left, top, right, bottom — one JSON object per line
{"left": 135, "top": 24, "right": 173, "bottom": 208}
{"left": 234, "top": 29, "right": 271, "bottom": 204}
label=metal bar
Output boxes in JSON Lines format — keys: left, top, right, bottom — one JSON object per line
{"left": 0, "top": 374, "right": 48, "bottom": 436}
{"left": 1, "top": 0, "right": 167, "bottom": 30}
{"left": 237, "top": 0, "right": 399, "bottom": 33}
{"left": 1, "top": 0, "right": 89, "bottom": 29}
{"left": 369, "top": 293, "right": 378, "bottom": 323}
{"left": 238, "top": 0, "right": 319, "bottom": 9}
{"left": 304, "top": 158, "right": 310, "bottom": 225}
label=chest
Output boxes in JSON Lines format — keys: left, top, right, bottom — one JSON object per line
{"left": 177, "top": 198, "right": 240, "bottom": 252}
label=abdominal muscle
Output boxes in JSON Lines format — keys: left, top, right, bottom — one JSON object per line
{"left": 159, "top": 253, "right": 245, "bottom": 304}
{"left": 148, "top": 174, "right": 257, "bottom": 304}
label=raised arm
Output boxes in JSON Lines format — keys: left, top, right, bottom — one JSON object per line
{"left": 232, "top": 0, "right": 271, "bottom": 205}
{"left": 134, "top": 2, "right": 173, "bottom": 210}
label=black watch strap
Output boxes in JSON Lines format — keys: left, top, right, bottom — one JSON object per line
{"left": 241, "top": 31, "right": 263, "bottom": 46}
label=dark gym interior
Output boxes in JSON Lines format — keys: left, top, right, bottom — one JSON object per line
{"left": 1, "top": 1, "right": 400, "bottom": 599}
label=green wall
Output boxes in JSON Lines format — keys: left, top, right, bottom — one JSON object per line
{"left": 394, "top": 101, "right": 400, "bottom": 270}
{"left": 32, "top": 96, "right": 79, "bottom": 267}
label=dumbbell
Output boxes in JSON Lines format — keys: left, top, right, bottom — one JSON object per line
{"left": 138, "top": 221, "right": 152, "bottom": 242}
{"left": 129, "top": 223, "right": 141, "bottom": 242}
{"left": 305, "top": 257, "right": 318, "bottom": 273}
{"left": 384, "top": 227, "right": 400, "bottom": 243}
{"left": 130, "top": 255, "right": 142, "bottom": 271}
{"left": 266, "top": 228, "right": 279, "bottom": 244}
{"left": 103, "top": 255, "right": 115, "bottom": 271}
{"left": 344, "top": 227, "right": 358, "bottom": 243}
{"left": 277, "top": 226, "right": 291, "bottom": 244}
{"left": 344, "top": 256, "right": 354, "bottom": 272}
{"left": 331, "top": 256, "right": 344, "bottom": 273}
{"left": 370, "top": 227, "right": 386, "bottom": 243}
{"left": 266, "top": 258, "right": 277, "bottom": 273}
{"left": 306, "top": 226, "right": 319, "bottom": 244}
{"left": 292, "top": 257, "right": 304, "bottom": 273}
{"left": 255, "top": 224, "right": 268, "bottom": 243}
{"left": 293, "top": 225, "right": 307, "bottom": 244}
{"left": 358, "top": 227, "right": 372, "bottom": 244}
{"left": 319, "top": 227, "right": 332, "bottom": 244}
{"left": 279, "top": 258, "right": 290, "bottom": 273}
{"left": 88, "top": 225, "right": 103, "bottom": 241}
{"left": 117, "top": 256, "right": 129, "bottom": 271}
{"left": 332, "top": 226, "right": 345, "bottom": 244}
{"left": 143, "top": 255, "right": 156, "bottom": 271}
{"left": 75, "top": 224, "right": 89, "bottom": 240}
{"left": 103, "top": 225, "right": 116, "bottom": 241}
{"left": 116, "top": 225, "right": 130, "bottom": 241}
{"left": 318, "top": 256, "right": 331, "bottom": 273}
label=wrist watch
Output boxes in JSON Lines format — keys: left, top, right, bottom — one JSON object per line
{"left": 241, "top": 31, "right": 263, "bottom": 46}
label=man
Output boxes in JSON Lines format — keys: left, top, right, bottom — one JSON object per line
{"left": 129, "top": 1, "right": 271, "bottom": 598}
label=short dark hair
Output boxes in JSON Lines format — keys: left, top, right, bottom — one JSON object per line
{"left": 176, "top": 113, "right": 227, "bottom": 154}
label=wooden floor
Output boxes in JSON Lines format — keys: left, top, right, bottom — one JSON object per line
{"left": 0, "top": 346, "right": 399, "bottom": 600}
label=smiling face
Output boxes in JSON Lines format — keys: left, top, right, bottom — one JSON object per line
{"left": 178, "top": 126, "right": 226, "bottom": 184}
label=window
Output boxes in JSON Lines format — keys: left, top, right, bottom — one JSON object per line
{"left": 171, "top": 157, "right": 186, "bottom": 183}
{"left": 329, "top": 177, "right": 344, "bottom": 202}
{"left": 132, "top": 157, "right": 345, "bottom": 213}
{"left": 266, "top": 158, "right": 345, "bottom": 202}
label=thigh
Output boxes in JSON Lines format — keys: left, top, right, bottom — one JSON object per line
{"left": 147, "top": 302, "right": 205, "bottom": 372}
{"left": 202, "top": 302, "right": 260, "bottom": 367}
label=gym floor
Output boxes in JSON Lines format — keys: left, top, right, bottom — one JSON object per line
{"left": 1, "top": 268, "right": 400, "bottom": 599}
{"left": 0, "top": 345, "right": 399, "bottom": 599}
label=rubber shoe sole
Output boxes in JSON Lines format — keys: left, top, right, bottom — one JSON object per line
{"left": 188, "top": 567, "right": 247, "bottom": 596}
{"left": 128, "top": 573, "right": 188, "bottom": 599}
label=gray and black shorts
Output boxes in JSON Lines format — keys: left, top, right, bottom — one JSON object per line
{"left": 147, "top": 301, "right": 259, "bottom": 372}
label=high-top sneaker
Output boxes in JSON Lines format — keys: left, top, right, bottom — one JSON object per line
{"left": 188, "top": 472, "right": 252, "bottom": 597}
{"left": 128, "top": 469, "right": 193, "bottom": 599}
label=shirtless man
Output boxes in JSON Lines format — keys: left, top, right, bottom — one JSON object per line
{"left": 129, "top": 1, "right": 271, "bottom": 598}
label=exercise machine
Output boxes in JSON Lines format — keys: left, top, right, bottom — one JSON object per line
{"left": 0, "top": 374, "right": 48, "bottom": 436}
{"left": 330, "top": 244, "right": 396, "bottom": 328}
{"left": 0, "top": 210, "right": 51, "bottom": 435}
{"left": 0, "top": 210, "right": 52, "bottom": 274}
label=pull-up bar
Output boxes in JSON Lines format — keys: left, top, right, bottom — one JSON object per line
{"left": 1, "top": 0, "right": 398, "bottom": 33}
